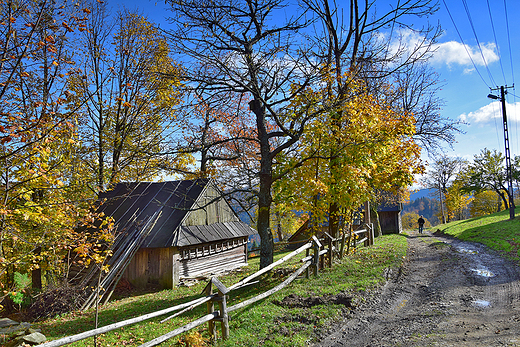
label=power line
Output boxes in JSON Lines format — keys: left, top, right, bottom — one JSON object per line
{"left": 461, "top": 0, "right": 498, "bottom": 87}
{"left": 486, "top": 0, "right": 507, "bottom": 85}
{"left": 503, "top": 0, "right": 515, "bottom": 87}
{"left": 502, "top": 0, "right": 517, "bottom": 156}
{"left": 442, "top": 0, "right": 491, "bottom": 89}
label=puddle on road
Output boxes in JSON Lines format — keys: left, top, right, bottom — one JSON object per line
{"left": 456, "top": 247, "right": 479, "bottom": 255}
{"left": 473, "top": 299, "right": 491, "bottom": 307}
{"left": 471, "top": 268, "right": 495, "bottom": 277}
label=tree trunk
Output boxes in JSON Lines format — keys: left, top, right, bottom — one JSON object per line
{"left": 498, "top": 189, "right": 509, "bottom": 210}
{"left": 257, "top": 176, "right": 274, "bottom": 269}
{"left": 32, "top": 247, "right": 42, "bottom": 290}
{"left": 328, "top": 202, "right": 340, "bottom": 239}
{"left": 370, "top": 204, "right": 382, "bottom": 237}
{"left": 276, "top": 212, "right": 283, "bottom": 242}
{"left": 250, "top": 98, "right": 274, "bottom": 269}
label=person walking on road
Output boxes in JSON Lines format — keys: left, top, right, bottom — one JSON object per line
{"left": 418, "top": 216, "right": 425, "bottom": 234}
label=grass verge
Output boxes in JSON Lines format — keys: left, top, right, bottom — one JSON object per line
{"left": 435, "top": 209, "right": 520, "bottom": 264}
{"left": 37, "top": 234, "right": 407, "bottom": 347}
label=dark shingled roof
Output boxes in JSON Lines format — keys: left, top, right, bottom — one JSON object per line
{"left": 97, "top": 179, "right": 256, "bottom": 248}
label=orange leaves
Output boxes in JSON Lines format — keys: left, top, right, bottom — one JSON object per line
{"left": 62, "top": 21, "right": 73, "bottom": 32}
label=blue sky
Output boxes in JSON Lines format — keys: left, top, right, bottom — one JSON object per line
{"left": 120, "top": 0, "right": 520, "bottom": 165}
{"left": 425, "top": 0, "right": 520, "bottom": 164}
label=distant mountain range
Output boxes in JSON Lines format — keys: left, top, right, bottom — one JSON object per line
{"left": 403, "top": 189, "right": 440, "bottom": 225}
{"left": 408, "top": 188, "right": 436, "bottom": 201}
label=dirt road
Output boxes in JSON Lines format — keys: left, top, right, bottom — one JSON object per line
{"left": 314, "top": 231, "right": 520, "bottom": 347}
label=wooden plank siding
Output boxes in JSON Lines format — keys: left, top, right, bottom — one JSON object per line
{"left": 183, "top": 186, "right": 237, "bottom": 226}
{"left": 123, "top": 247, "right": 176, "bottom": 289}
{"left": 379, "top": 211, "right": 401, "bottom": 234}
{"left": 123, "top": 237, "right": 249, "bottom": 289}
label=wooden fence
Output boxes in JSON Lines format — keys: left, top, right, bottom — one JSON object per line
{"left": 39, "top": 225, "right": 373, "bottom": 347}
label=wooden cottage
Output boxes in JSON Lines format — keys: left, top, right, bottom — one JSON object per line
{"left": 97, "top": 179, "right": 256, "bottom": 289}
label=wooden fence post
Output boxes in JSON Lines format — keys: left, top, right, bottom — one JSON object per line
{"left": 211, "top": 278, "right": 230, "bottom": 340}
{"left": 312, "top": 236, "right": 321, "bottom": 276}
{"left": 204, "top": 280, "right": 217, "bottom": 342}
{"left": 323, "top": 232, "right": 335, "bottom": 268}
{"left": 339, "top": 231, "right": 346, "bottom": 259}
{"left": 305, "top": 248, "right": 310, "bottom": 279}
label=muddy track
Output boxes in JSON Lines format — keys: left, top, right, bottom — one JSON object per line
{"left": 314, "top": 231, "right": 520, "bottom": 347}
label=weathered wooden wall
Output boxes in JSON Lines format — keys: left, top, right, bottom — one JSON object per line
{"left": 123, "top": 237, "right": 249, "bottom": 289}
{"left": 184, "top": 185, "right": 237, "bottom": 226}
{"left": 123, "top": 247, "right": 176, "bottom": 289}
{"left": 379, "top": 211, "right": 401, "bottom": 234}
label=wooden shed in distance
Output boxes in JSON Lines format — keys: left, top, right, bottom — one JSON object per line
{"left": 97, "top": 179, "right": 256, "bottom": 289}
{"left": 377, "top": 200, "right": 403, "bottom": 235}
{"left": 288, "top": 199, "right": 403, "bottom": 245}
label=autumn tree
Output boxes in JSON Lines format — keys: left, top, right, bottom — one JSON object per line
{"left": 0, "top": 0, "right": 114, "bottom": 305}
{"left": 302, "top": 0, "right": 451, "bottom": 239}
{"left": 274, "top": 79, "right": 422, "bottom": 233}
{"left": 165, "top": 0, "right": 319, "bottom": 268}
{"left": 421, "top": 154, "right": 466, "bottom": 223}
{"left": 463, "top": 148, "right": 511, "bottom": 210}
{"left": 470, "top": 190, "right": 504, "bottom": 217}
{"left": 69, "top": 3, "right": 186, "bottom": 194}
{"left": 444, "top": 177, "right": 472, "bottom": 221}
{"left": 176, "top": 91, "right": 257, "bottom": 179}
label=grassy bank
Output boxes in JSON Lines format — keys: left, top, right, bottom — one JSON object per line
{"left": 36, "top": 234, "right": 407, "bottom": 347}
{"left": 435, "top": 209, "right": 520, "bottom": 264}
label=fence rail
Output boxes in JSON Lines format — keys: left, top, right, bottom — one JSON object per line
{"left": 39, "top": 225, "right": 374, "bottom": 347}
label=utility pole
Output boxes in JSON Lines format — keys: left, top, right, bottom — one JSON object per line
{"left": 488, "top": 85, "right": 515, "bottom": 220}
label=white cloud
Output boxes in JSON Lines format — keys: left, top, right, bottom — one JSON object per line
{"left": 430, "top": 41, "right": 499, "bottom": 70}
{"left": 460, "top": 101, "right": 520, "bottom": 124}
{"left": 380, "top": 29, "right": 499, "bottom": 71}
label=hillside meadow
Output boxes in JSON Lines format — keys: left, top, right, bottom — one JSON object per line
{"left": 435, "top": 209, "right": 520, "bottom": 264}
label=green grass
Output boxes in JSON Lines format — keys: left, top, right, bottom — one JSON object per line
{"left": 435, "top": 209, "right": 520, "bottom": 263}
{"left": 36, "top": 234, "right": 407, "bottom": 347}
